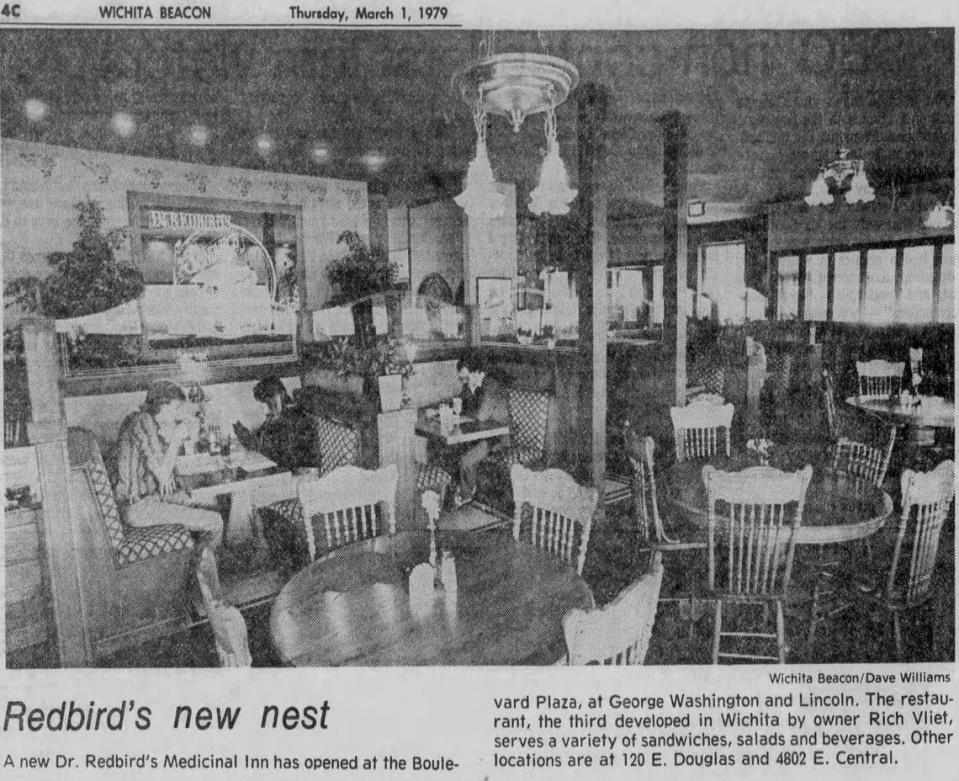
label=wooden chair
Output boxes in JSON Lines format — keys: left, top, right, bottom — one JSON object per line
{"left": 195, "top": 547, "right": 252, "bottom": 667}
{"left": 511, "top": 464, "right": 598, "bottom": 575}
{"left": 624, "top": 422, "right": 706, "bottom": 555}
{"left": 831, "top": 427, "right": 897, "bottom": 489}
{"left": 856, "top": 360, "right": 904, "bottom": 401}
{"left": 207, "top": 603, "right": 253, "bottom": 667}
{"left": 670, "top": 400, "right": 735, "bottom": 462}
{"left": 704, "top": 463, "right": 813, "bottom": 664}
{"left": 624, "top": 423, "right": 707, "bottom": 632}
{"left": 563, "top": 555, "right": 664, "bottom": 665}
{"left": 297, "top": 463, "right": 397, "bottom": 560}
{"left": 874, "top": 461, "right": 955, "bottom": 659}
{"left": 807, "top": 426, "right": 897, "bottom": 647}
{"left": 820, "top": 369, "right": 842, "bottom": 440}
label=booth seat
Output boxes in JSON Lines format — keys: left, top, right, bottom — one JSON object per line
{"left": 294, "top": 385, "right": 377, "bottom": 473}
{"left": 66, "top": 428, "right": 196, "bottom": 659}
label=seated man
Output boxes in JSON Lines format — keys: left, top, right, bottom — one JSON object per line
{"left": 455, "top": 352, "right": 510, "bottom": 505}
{"left": 233, "top": 376, "right": 318, "bottom": 473}
{"left": 112, "top": 380, "right": 223, "bottom": 548}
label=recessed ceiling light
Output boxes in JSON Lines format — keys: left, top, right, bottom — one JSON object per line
{"left": 188, "top": 123, "right": 210, "bottom": 147}
{"left": 256, "top": 133, "right": 274, "bottom": 156}
{"left": 111, "top": 112, "right": 136, "bottom": 138}
{"left": 311, "top": 143, "right": 330, "bottom": 164}
{"left": 362, "top": 151, "right": 387, "bottom": 173}
{"left": 24, "top": 98, "right": 48, "bottom": 123}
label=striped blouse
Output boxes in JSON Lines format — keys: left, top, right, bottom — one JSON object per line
{"left": 110, "top": 410, "right": 165, "bottom": 505}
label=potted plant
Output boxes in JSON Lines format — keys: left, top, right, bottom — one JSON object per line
{"left": 4, "top": 199, "right": 143, "bottom": 370}
{"left": 541, "top": 324, "right": 556, "bottom": 349}
{"left": 309, "top": 336, "right": 366, "bottom": 396}
{"left": 365, "top": 338, "right": 415, "bottom": 412}
{"left": 516, "top": 327, "right": 533, "bottom": 346}
{"left": 326, "top": 231, "right": 397, "bottom": 345}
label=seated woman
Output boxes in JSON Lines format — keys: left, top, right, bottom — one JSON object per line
{"left": 233, "top": 376, "right": 318, "bottom": 473}
{"left": 112, "top": 380, "right": 223, "bottom": 548}
{"left": 455, "top": 352, "right": 510, "bottom": 505}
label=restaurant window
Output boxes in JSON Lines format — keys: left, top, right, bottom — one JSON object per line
{"left": 652, "top": 265, "right": 664, "bottom": 325}
{"left": 899, "top": 245, "right": 935, "bottom": 323}
{"left": 832, "top": 251, "right": 861, "bottom": 322}
{"left": 607, "top": 267, "right": 648, "bottom": 328}
{"left": 803, "top": 253, "right": 828, "bottom": 321}
{"left": 937, "top": 243, "right": 954, "bottom": 324}
{"left": 777, "top": 256, "right": 799, "bottom": 319}
{"left": 701, "top": 241, "right": 746, "bottom": 324}
{"left": 863, "top": 248, "right": 897, "bottom": 323}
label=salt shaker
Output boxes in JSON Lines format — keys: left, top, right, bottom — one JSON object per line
{"left": 440, "top": 552, "right": 457, "bottom": 594}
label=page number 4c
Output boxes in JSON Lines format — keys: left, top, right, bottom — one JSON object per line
{"left": 1, "top": 4, "right": 21, "bottom": 17}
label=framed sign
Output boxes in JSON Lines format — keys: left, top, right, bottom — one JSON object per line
{"left": 476, "top": 276, "right": 515, "bottom": 340}
{"left": 128, "top": 191, "right": 304, "bottom": 362}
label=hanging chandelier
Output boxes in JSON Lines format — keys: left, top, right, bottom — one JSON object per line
{"left": 453, "top": 48, "right": 579, "bottom": 217}
{"left": 805, "top": 148, "right": 875, "bottom": 206}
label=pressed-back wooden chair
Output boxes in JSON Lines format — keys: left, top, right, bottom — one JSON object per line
{"left": 831, "top": 427, "right": 897, "bottom": 489}
{"left": 704, "top": 463, "right": 813, "bottom": 664}
{"left": 670, "top": 400, "right": 735, "bottom": 462}
{"left": 624, "top": 423, "right": 707, "bottom": 633}
{"left": 297, "top": 463, "right": 398, "bottom": 560}
{"left": 511, "top": 464, "right": 598, "bottom": 575}
{"left": 806, "top": 425, "right": 898, "bottom": 647}
{"left": 625, "top": 422, "right": 706, "bottom": 554}
{"left": 876, "top": 461, "right": 955, "bottom": 659}
{"left": 207, "top": 603, "right": 253, "bottom": 667}
{"left": 820, "top": 369, "right": 842, "bottom": 440}
{"left": 856, "top": 360, "right": 904, "bottom": 401}
{"left": 563, "top": 554, "right": 664, "bottom": 665}
{"left": 195, "top": 547, "right": 252, "bottom": 667}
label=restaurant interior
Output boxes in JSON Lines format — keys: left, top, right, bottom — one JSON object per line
{"left": 1, "top": 29, "right": 954, "bottom": 668}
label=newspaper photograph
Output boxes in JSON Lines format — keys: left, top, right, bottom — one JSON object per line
{"left": 0, "top": 2, "right": 956, "bottom": 778}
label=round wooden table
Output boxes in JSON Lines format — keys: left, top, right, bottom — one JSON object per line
{"left": 844, "top": 395, "right": 954, "bottom": 429}
{"left": 270, "top": 530, "right": 594, "bottom": 666}
{"left": 663, "top": 456, "right": 893, "bottom": 546}
{"left": 845, "top": 395, "right": 954, "bottom": 448}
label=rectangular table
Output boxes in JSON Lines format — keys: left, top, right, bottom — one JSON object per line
{"left": 415, "top": 411, "right": 509, "bottom": 446}
{"left": 177, "top": 451, "right": 292, "bottom": 545}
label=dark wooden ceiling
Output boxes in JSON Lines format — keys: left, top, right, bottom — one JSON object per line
{"left": 0, "top": 29, "right": 953, "bottom": 208}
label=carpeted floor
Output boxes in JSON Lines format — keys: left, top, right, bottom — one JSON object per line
{"left": 70, "top": 496, "right": 952, "bottom": 668}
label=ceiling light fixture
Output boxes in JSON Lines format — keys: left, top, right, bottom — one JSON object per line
{"left": 188, "top": 123, "right": 210, "bottom": 147}
{"left": 805, "top": 148, "right": 875, "bottom": 206}
{"left": 453, "top": 44, "right": 579, "bottom": 218}
{"left": 255, "top": 132, "right": 274, "bottom": 156}
{"left": 24, "top": 98, "right": 48, "bottom": 123}
{"left": 924, "top": 202, "right": 954, "bottom": 229}
{"left": 361, "top": 151, "right": 387, "bottom": 174}
{"left": 111, "top": 112, "right": 136, "bottom": 138}
{"left": 312, "top": 143, "right": 330, "bottom": 164}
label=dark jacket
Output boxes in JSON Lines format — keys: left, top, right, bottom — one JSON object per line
{"left": 237, "top": 403, "right": 317, "bottom": 472}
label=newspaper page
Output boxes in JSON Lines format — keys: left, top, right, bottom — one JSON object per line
{"left": 0, "top": 2, "right": 956, "bottom": 779}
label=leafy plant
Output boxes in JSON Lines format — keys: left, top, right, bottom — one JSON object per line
{"left": 5, "top": 199, "right": 142, "bottom": 320}
{"left": 4, "top": 199, "right": 144, "bottom": 369}
{"left": 326, "top": 231, "right": 397, "bottom": 305}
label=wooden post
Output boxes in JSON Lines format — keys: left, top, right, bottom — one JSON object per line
{"left": 591, "top": 187, "right": 609, "bottom": 518}
{"left": 377, "top": 407, "right": 417, "bottom": 530}
{"left": 661, "top": 111, "right": 689, "bottom": 406}
{"left": 22, "top": 318, "right": 90, "bottom": 666}
{"left": 574, "top": 83, "right": 609, "bottom": 480}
